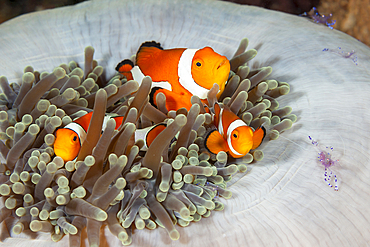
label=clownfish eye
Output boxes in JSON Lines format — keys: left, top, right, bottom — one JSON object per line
{"left": 196, "top": 61, "right": 202, "bottom": 67}
{"left": 233, "top": 133, "right": 238, "bottom": 138}
{"left": 73, "top": 136, "right": 78, "bottom": 142}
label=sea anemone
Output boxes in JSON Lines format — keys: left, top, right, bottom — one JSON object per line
{"left": 0, "top": 37, "right": 293, "bottom": 245}
{"left": 1, "top": 0, "right": 370, "bottom": 246}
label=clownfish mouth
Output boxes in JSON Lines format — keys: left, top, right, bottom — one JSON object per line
{"left": 53, "top": 145, "right": 66, "bottom": 155}
{"left": 217, "top": 58, "right": 227, "bottom": 70}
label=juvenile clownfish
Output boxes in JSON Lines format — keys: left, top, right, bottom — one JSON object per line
{"left": 205, "top": 103, "right": 266, "bottom": 158}
{"left": 116, "top": 41, "right": 230, "bottom": 111}
{"left": 53, "top": 112, "right": 167, "bottom": 162}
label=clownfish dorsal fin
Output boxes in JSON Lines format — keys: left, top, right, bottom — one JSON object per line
{"left": 138, "top": 41, "right": 163, "bottom": 51}
{"left": 251, "top": 126, "right": 266, "bottom": 150}
{"left": 136, "top": 41, "right": 163, "bottom": 67}
{"left": 73, "top": 112, "right": 93, "bottom": 132}
{"left": 204, "top": 129, "right": 227, "bottom": 155}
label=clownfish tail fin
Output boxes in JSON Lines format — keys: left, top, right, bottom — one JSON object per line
{"left": 115, "top": 59, "right": 134, "bottom": 81}
{"left": 251, "top": 126, "right": 266, "bottom": 150}
{"left": 115, "top": 59, "right": 134, "bottom": 72}
{"left": 204, "top": 129, "right": 227, "bottom": 155}
{"left": 146, "top": 123, "right": 167, "bottom": 147}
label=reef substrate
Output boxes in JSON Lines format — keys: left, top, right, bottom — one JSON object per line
{"left": 0, "top": 38, "right": 294, "bottom": 246}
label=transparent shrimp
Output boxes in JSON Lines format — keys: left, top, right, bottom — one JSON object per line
{"left": 322, "top": 47, "right": 358, "bottom": 65}
{"left": 278, "top": 134, "right": 341, "bottom": 191}
{"left": 301, "top": 7, "right": 336, "bottom": 29}
{"left": 309, "top": 136, "right": 339, "bottom": 191}
{"left": 204, "top": 181, "right": 220, "bottom": 198}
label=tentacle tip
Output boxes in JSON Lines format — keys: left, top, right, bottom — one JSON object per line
{"left": 174, "top": 114, "right": 187, "bottom": 126}
{"left": 169, "top": 229, "right": 180, "bottom": 241}
{"left": 96, "top": 211, "right": 108, "bottom": 221}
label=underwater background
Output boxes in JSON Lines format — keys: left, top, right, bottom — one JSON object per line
{"left": 1, "top": 0, "right": 370, "bottom": 246}
{"left": 0, "top": 0, "right": 369, "bottom": 46}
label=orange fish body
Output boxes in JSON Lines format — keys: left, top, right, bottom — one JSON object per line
{"left": 53, "top": 112, "right": 166, "bottom": 162}
{"left": 205, "top": 103, "right": 266, "bottom": 158}
{"left": 116, "top": 41, "right": 230, "bottom": 111}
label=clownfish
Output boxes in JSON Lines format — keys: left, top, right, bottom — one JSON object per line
{"left": 116, "top": 41, "right": 230, "bottom": 111}
{"left": 205, "top": 103, "right": 266, "bottom": 158}
{"left": 53, "top": 112, "right": 167, "bottom": 162}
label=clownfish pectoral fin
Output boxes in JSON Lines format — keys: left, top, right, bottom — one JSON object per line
{"left": 212, "top": 102, "right": 222, "bottom": 126}
{"left": 150, "top": 88, "right": 193, "bottom": 111}
{"left": 205, "top": 129, "right": 228, "bottom": 155}
{"left": 213, "top": 102, "right": 221, "bottom": 115}
{"left": 136, "top": 42, "right": 163, "bottom": 66}
{"left": 146, "top": 123, "right": 167, "bottom": 147}
{"left": 251, "top": 126, "right": 266, "bottom": 150}
{"left": 115, "top": 59, "right": 134, "bottom": 81}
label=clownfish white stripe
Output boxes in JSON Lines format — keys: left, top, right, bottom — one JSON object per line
{"left": 131, "top": 66, "right": 145, "bottom": 85}
{"left": 64, "top": 122, "right": 87, "bottom": 145}
{"left": 226, "top": 119, "right": 247, "bottom": 156}
{"left": 131, "top": 66, "right": 172, "bottom": 91}
{"left": 178, "top": 48, "right": 210, "bottom": 99}
{"left": 101, "top": 115, "right": 114, "bottom": 131}
{"left": 218, "top": 108, "right": 224, "bottom": 136}
{"left": 135, "top": 127, "right": 150, "bottom": 151}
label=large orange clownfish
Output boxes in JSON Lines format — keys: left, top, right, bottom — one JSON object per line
{"left": 116, "top": 41, "right": 230, "bottom": 111}
{"left": 53, "top": 112, "right": 166, "bottom": 162}
{"left": 205, "top": 103, "right": 266, "bottom": 158}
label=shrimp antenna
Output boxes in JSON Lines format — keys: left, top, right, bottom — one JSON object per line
{"left": 275, "top": 134, "right": 308, "bottom": 150}
{"left": 277, "top": 133, "right": 345, "bottom": 156}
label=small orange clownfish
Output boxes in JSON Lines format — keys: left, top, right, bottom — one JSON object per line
{"left": 205, "top": 103, "right": 266, "bottom": 158}
{"left": 116, "top": 41, "right": 230, "bottom": 111}
{"left": 53, "top": 112, "right": 167, "bottom": 162}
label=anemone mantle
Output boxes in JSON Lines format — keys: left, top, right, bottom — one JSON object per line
{"left": 0, "top": 0, "right": 370, "bottom": 246}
